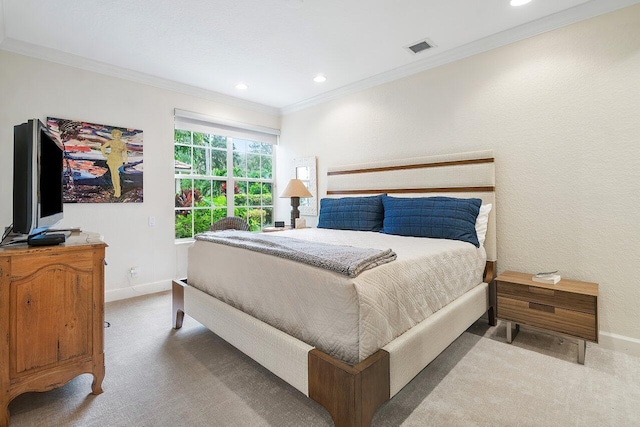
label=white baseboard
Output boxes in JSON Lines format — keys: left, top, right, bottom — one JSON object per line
{"left": 597, "top": 331, "right": 640, "bottom": 358}
{"left": 105, "top": 280, "right": 172, "bottom": 303}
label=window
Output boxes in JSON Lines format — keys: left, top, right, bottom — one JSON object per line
{"left": 174, "top": 111, "right": 278, "bottom": 239}
{"left": 231, "top": 139, "right": 274, "bottom": 232}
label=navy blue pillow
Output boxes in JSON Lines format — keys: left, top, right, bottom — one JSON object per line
{"left": 381, "top": 196, "right": 482, "bottom": 247}
{"left": 318, "top": 195, "right": 384, "bottom": 231}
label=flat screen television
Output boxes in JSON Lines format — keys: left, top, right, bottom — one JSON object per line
{"left": 12, "top": 119, "right": 64, "bottom": 237}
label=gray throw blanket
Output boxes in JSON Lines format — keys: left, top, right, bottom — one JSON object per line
{"left": 195, "top": 230, "right": 396, "bottom": 278}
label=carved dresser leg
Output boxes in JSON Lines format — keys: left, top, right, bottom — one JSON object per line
{"left": 172, "top": 280, "right": 186, "bottom": 329}
{"left": 92, "top": 353, "right": 105, "bottom": 395}
{"left": 309, "top": 349, "right": 390, "bottom": 427}
{"left": 0, "top": 399, "right": 9, "bottom": 427}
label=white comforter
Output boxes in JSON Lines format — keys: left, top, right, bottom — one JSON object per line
{"left": 188, "top": 228, "right": 486, "bottom": 365}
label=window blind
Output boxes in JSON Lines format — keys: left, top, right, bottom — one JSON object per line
{"left": 174, "top": 109, "right": 279, "bottom": 145}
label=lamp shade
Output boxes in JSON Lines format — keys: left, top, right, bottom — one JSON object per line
{"left": 280, "top": 179, "right": 313, "bottom": 198}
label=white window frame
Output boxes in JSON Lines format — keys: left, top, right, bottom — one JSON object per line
{"left": 174, "top": 109, "right": 280, "bottom": 241}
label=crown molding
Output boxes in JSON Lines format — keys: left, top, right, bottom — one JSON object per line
{"left": 0, "top": 37, "right": 281, "bottom": 117}
{"left": 280, "top": 0, "right": 640, "bottom": 115}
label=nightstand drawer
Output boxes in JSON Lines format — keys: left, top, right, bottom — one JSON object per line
{"left": 497, "top": 281, "right": 596, "bottom": 314}
{"left": 498, "top": 297, "right": 596, "bottom": 341}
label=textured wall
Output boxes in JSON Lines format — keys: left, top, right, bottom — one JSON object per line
{"left": 0, "top": 50, "right": 280, "bottom": 300}
{"left": 278, "top": 6, "right": 640, "bottom": 346}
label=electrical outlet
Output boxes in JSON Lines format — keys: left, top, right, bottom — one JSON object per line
{"left": 130, "top": 267, "right": 140, "bottom": 278}
{"left": 148, "top": 216, "right": 156, "bottom": 227}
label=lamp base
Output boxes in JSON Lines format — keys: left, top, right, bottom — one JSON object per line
{"left": 290, "top": 197, "right": 300, "bottom": 229}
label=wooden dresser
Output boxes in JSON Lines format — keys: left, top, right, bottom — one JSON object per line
{"left": 496, "top": 271, "right": 598, "bottom": 364}
{"left": 0, "top": 232, "right": 107, "bottom": 426}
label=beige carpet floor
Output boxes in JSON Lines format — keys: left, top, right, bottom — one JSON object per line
{"left": 8, "top": 291, "right": 640, "bottom": 426}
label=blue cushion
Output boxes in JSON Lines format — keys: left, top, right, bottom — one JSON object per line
{"left": 381, "top": 196, "right": 482, "bottom": 247}
{"left": 318, "top": 195, "right": 384, "bottom": 231}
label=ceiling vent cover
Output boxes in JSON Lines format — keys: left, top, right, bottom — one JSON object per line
{"left": 406, "top": 39, "right": 436, "bottom": 55}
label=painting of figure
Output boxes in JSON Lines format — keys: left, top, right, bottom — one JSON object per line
{"left": 47, "top": 117, "right": 143, "bottom": 203}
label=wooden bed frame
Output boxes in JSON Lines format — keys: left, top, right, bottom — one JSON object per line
{"left": 173, "top": 151, "right": 497, "bottom": 427}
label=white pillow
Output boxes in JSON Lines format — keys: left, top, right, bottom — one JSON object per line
{"left": 475, "top": 204, "right": 492, "bottom": 247}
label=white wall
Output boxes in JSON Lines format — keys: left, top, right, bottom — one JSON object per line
{"left": 0, "top": 50, "right": 280, "bottom": 301}
{"left": 278, "top": 6, "right": 640, "bottom": 352}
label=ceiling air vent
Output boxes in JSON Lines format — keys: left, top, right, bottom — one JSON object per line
{"left": 405, "top": 39, "right": 436, "bottom": 55}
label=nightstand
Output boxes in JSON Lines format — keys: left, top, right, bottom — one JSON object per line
{"left": 495, "top": 271, "right": 598, "bottom": 364}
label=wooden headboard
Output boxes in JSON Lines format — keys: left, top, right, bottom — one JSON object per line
{"left": 326, "top": 150, "right": 497, "bottom": 262}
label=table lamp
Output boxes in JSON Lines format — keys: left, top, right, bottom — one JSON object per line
{"left": 280, "top": 179, "right": 313, "bottom": 228}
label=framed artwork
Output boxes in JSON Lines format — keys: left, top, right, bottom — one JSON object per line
{"left": 294, "top": 156, "right": 317, "bottom": 216}
{"left": 47, "top": 117, "right": 143, "bottom": 203}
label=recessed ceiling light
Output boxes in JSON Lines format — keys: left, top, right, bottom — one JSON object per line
{"left": 235, "top": 83, "right": 248, "bottom": 90}
{"left": 313, "top": 75, "right": 327, "bottom": 83}
{"left": 510, "top": 0, "right": 532, "bottom": 6}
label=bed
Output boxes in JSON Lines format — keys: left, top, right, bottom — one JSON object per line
{"left": 173, "top": 150, "right": 497, "bottom": 427}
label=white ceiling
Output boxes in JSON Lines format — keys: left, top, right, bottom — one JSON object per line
{"left": 0, "top": 0, "right": 637, "bottom": 113}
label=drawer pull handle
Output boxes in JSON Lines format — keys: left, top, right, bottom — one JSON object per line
{"left": 529, "top": 302, "right": 555, "bottom": 314}
{"left": 529, "top": 286, "right": 555, "bottom": 296}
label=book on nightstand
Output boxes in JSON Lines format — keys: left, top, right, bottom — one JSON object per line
{"left": 532, "top": 274, "right": 561, "bottom": 285}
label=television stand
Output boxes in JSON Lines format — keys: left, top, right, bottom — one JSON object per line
{"left": 0, "top": 232, "right": 107, "bottom": 425}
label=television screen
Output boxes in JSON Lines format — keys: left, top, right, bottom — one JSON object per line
{"left": 12, "top": 119, "right": 64, "bottom": 236}
{"left": 39, "top": 128, "right": 63, "bottom": 219}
